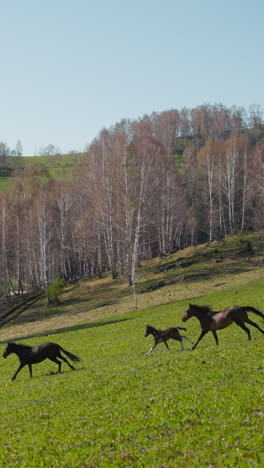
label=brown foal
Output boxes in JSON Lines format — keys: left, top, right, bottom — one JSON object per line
{"left": 144, "top": 324, "right": 194, "bottom": 355}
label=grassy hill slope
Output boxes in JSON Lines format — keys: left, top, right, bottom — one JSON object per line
{"left": 0, "top": 232, "right": 263, "bottom": 466}
{"left": 1, "top": 231, "right": 264, "bottom": 342}
{"left": 0, "top": 152, "right": 85, "bottom": 191}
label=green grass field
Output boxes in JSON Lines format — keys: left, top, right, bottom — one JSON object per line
{"left": 0, "top": 176, "right": 12, "bottom": 192}
{"left": 0, "top": 153, "right": 85, "bottom": 191}
{"left": 0, "top": 234, "right": 263, "bottom": 467}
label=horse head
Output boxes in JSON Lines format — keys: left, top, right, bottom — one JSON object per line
{"left": 182, "top": 303, "right": 196, "bottom": 322}
{"left": 145, "top": 325, "right": 154, "bottom": 337}
{"left": 3, "top": 342, "right": 15, "bottom": 358}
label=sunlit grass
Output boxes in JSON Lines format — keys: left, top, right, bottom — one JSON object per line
{"left": 0, "top": 153, "right": 85, "bottom": 191}
{"left": 0, "top": 233, "right": 264, "bottom": 466}
{"left": 0, "top": 284, "right": 263, "bottom": 467}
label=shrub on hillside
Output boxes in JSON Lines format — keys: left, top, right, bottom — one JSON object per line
{"left": 46, "top": 278, "right": 66, "bottom": 305}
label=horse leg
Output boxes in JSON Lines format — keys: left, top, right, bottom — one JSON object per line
{"left": 145, "top": 344, "right": 156, "bottom": 355}
{"left": 58, "top": 353, "right": 75, "bottom": 370}
{"left": 28, "top": 363, "right": 33, "bottom": 378}
{"left": 192, "top": 329, "right": 209, "bottom": 350}
{"left": 212, "top": 330, "right": 219, "bottom": 345}
{"left": 234, "top": 321, "right": 251, "bottom": 340}
{"left": 48, "top": 357, "right": 62, "bottom": 373}
{"left": 244, "top": 318, "right": 264, "bottom": 334}
{"left": 12, "top": 363, "right": 26, "bottom": 381}
{"left": 172, "top": 336, "right": 184, "bottom": 350}
{"left": 181, "top": 335, "right": 195, "bottom": 346}
{"left": 164, "top": 340, "right": 170, "bottom": 353}
{"left": 145, "top": 337, "right": 160, "bottom": 355}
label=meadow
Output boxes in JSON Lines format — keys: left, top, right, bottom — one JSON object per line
{"left": 0, "top": 234, "right": 263, "bottom": 467}
{"left": 0, "top": 153, "right": 85, "bottom": 191}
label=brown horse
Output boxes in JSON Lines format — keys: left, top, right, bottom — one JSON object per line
{"left": 144, "top": 325, "right": 194, "bottom": 355}
{"left": 3, "top": 342, "right": 80, "bottom": 381}
{"left": 182, "top": 303, "right": 264, "bottom": 350}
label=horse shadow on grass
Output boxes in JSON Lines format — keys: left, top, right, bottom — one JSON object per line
{"left": 47, "top": 366, "right": 84, "bottom": 377}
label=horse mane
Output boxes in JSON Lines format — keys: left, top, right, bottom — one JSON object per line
{"left": 193, "top": 304, "right": 213, "bottom": 315}
{"left": 146, "top": 324, "right": 160, "bottom": 332}
{"left": 12, "top": 342, "right": 32, "bottom": 350}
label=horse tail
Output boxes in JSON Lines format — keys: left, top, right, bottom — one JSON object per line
{"left": 59, "top": 346, "right": 80, "bottom": 362}
{"left": 176, "top": 326, "right": 187, "bottom": 331}
{"left": 244, "top": 306, "right": 264, "bottom": 319}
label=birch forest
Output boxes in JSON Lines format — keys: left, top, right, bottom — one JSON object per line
{"left": 1, "top": 103, "right": 264, "bottom": 295}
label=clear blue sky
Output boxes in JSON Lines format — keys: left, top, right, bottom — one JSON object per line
{"left": 1, "top": 0, "right": 263, "bottom": 155}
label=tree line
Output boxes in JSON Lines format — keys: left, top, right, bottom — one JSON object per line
{"left": 1, "top": 103, "right": 264, "bottom": 297}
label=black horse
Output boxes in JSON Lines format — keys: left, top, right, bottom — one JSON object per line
{"left": 3, "top": 342, "right": 80, "bottom": 381}
{"left": 144, "top": 325, "right": 194, "bottom": 355}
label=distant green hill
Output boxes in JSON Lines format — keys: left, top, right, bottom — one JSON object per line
{"left": 0, "top": 152, "right": 86, "bottom": 192}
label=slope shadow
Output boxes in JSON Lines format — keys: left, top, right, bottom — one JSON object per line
{"left": 1, "top": 295, "right": 120, "bottom": 330}
{"left": 0, "top": 317, "right": 133, "bottom": 344}
{"left": 139, "top": 261, "right": 256, "bottom": 292}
